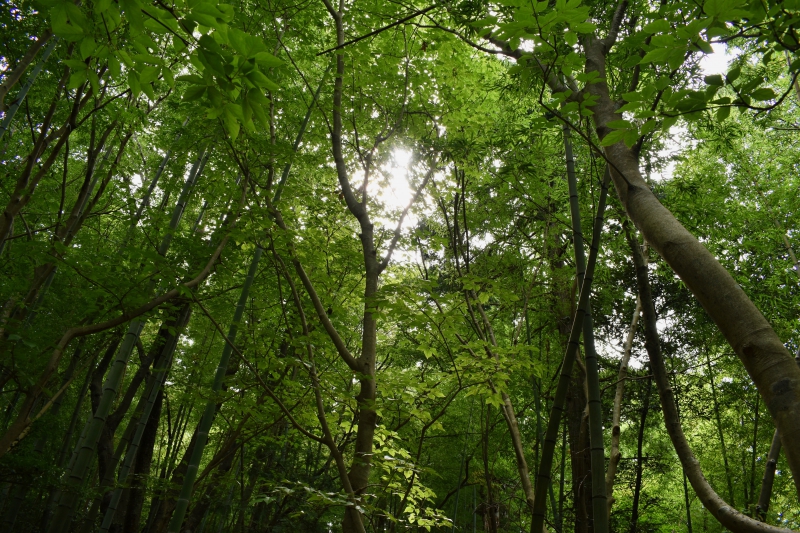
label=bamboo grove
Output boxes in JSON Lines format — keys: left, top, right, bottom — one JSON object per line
{"left": 1, "top": 0, "right": 799, "bottom": 532}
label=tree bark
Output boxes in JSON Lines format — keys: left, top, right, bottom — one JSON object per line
{"left": 625, "top": 228, "right": 794, "bottom": 533}
{"left": 580, "top": 35, "right": 800, "bottom": 497}
{"left": 606, "top": 296, "right": 641, "bottom": 513}
{"left": 491, "top": 21, "right": 800, "bottom": 499}
{"left": 0, "top": 30, "right": 52, "bottom": 110}
{"left": 531, "top": 169, "right": 610, "bottom": 533}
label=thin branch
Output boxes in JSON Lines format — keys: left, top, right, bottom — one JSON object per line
{"left": 317, "top": 4, "right": 440, "bottom": 56}
{"left": 379, "top": 156, "right": 438, "bottom": 271}
{"left": 191, "top": 295, "right": 326, "bottom": 445}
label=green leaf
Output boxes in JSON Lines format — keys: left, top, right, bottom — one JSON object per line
{"left": 606, "top": 119, "right": 632, "bottom": 129}
{"left": 176, "top": 74, "right": 205, "bottom": 84}
{"left": 726, "top": 66, "right": 741, "bottom": 83}
{"left": 227, "top": 28, "right": 250, "bottom": 57}
{"left": 253, "top": 51, "right": 282, "bottom": 68}
{"left": 68, "top": 69, "right": 87, "bottom": 90}
{"left": 715, "top": 105, "right": 731, "bottom": 121}
{"left": 64, "top": 59, "right": 88, "bottom": 70}
{"left": 704, "top": 74, "right": 724, "bottom": 86}
{"left": 751, "top": 87, "right": 776, "bottom": 101}
{"left": 246, "top": 69, "right": 279, "bottom": 92}
{"left": 696, "top": 39, "right": 714, "bottom": 54}
{"left": 87, "top": 70, "right": 100, "bottom": 95}
{"left": 600, "top": 128, "right": 626, "bottom": 146}
{"left": 50, "top": 5, "right": 83, "bottom": 40}
{"left": 223, "top": 105, "right": 240, "bottom": 140}
{"left": 640, "top": 47, "right": 671, "bottom": 65}
{"left": 128, "top": 71, "right": 141, "bottom": 99}
{"left": 623, "top": 129, "right": 639, "bottom": 147}
{"left": 119, "top": 0, "right": 143, "bottom": 31}
{"left": 183, "top": 85, "right": 207, "bottom": 101}
{"left": 643, "top": 20, "right": 670, "bottom": 34}
{"left": 79, "top": 37, "right": 96, "bottom": 60}
{"left": 139, "top": 65, "right": 160, "bottom": 85}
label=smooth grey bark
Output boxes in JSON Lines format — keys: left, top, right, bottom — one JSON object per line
{"left": 123, "top": 388, "right": 163, "bottom": 533}
{"left": 625, "top": 228, "right": 793, "bottom": 533}
{"left": 490, "top": 16, "right": 800, "bottom": 498}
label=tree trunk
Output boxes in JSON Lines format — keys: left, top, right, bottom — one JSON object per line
{"left": 579, "top": 35, "right": 800, "bottom": 497}
{"left": 564, "top": 127, "right": 608, "bottom": 532}
{"left": 0, "top": 30, "right": 52, "bottom": 110}
{"left": 531, "top": 169, "right": 611, "bottom": 533}
{"left": 606, "top": 295, "right": 641, "bottom": 513}
{"left": 629, "top": 374, "right": 652, "bottom": 533}
{"left": 624, "top": 227, "right": 793, "bottom": 533}
{"left": 100, "top": 303, "right": 192, "bottom": 531}
{"left": 0, "top": 34, "right": 58, "bottom": 141}
{"left": 166, "top": 247, "right": 262, "bottom": 532}
{"left": 46, "top": 149, "right": 206, "bottom": 533}
{"left": 704, "top": 350, "right": 736, "bottom": 508}
{"left": 755, "top": 430, "right": 782, "bottom": 522}
{"left": 123, "top": 388, "right": 163, "bottom": 533}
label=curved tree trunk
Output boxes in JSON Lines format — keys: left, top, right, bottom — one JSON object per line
{"left": 579, "top": 36, "right": 800, "bottom": 498}
{"left": 625, "top": 227, "right": 794, "bottom": 533}
{"left": 491, "top": 25, "right": 800, "bottom": 499}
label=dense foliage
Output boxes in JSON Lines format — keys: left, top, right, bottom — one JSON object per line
{"left": 0, "top": 0, "right": 799, "bottom": 532}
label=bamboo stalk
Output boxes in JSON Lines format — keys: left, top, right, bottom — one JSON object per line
{"left": 0, "top": 37, "right": 59, "bottom": 142}
{"left": 98, "top": 303, "right": 192, "bottom": 532}
{"left": 563, "top": 126, "right": 608, "bottom": 532}
{"left": 530, "top": 166, "right": 611, "bottom": 533}
{"left": 166, "top": 246, "right": 263, "bottom": 533}
{"left": 46, "top": 150, "right": 207, "bottom": 533}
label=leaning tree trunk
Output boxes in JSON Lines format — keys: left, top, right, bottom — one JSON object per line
{"left": 98, "top": 303, "right": 192, "bottom": 531}
{"left": 579, "top": 35, "right": 800, "bottom": 497}
{"left": 491, "top": 23, "right": 800, "bottom": 499}
{"left": 625, "top": 227, "right": 794, "bottom": 533}
{"left": 0, "top": 34, "right": 58, "bottom": 141}
{"left": 531, "top": 168, "right": 611, "bottom": 533}
{"left": 165, "top": 247, "right": 263, "bottom": 533}
{"left": 46, "top": 150, "right": 207, "bottom": 533}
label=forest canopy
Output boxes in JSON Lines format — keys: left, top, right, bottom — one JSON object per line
{"left": 0, "top": 0, "right": 799, "bottom": 532}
